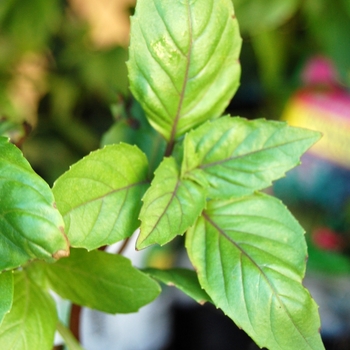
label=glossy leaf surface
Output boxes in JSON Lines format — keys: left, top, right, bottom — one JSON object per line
{"left": 186, "top": 194, "right": 324, "bottom": 349}
{"left": 53, "top": 144, "right": 149, "bottom": 250}
{"left": 0, "top": 271, "right": 57, "bottom": 350}
{"left": 182, "top": 117, "right": 321, "bottom": 198}
{"left": 44, "top": 249, "right": 160, "bottom": 314}
{"left": 0, "top": 137, "right": 69, "bottom": 271}
{"left": 128, "top": 0, "right": 241, "bottom": 141}
{"left": 137, "top": 157, "right": 206, "bottom": 250}
{"left": 143, "top": 267, "right": 211, "bottom": 304}
{"left": 0, "top": 272, "right": 13, "bottom": 327}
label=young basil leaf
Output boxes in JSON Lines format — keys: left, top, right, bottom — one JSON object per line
{"left": 0, "top": 271, "right": 13, "bottom": 327}
{"left": 0, "top": 270, "right": 57, "bottom": 350}
{"left": 53, "top": 143, "right": 149, "bottom": 251}
{"left": 44, "top": 249, "right": 161, "bottom": 314}
{"left": 128, "top": 0, "right": 241, "bottom": 141}
{"left": 0, "top": 137, "right": 69, "bottom": 272}
{"left": 182, "top": 116, "right": 321, "bottom": 198}
{"left": 143, "top": 267, "right": 212, "bottom": 305}
{"left": 137, "top": 157, "right": 207, "bottom": 250}
{"left": 186, "top": 193, "right": 324, "bottom": 350}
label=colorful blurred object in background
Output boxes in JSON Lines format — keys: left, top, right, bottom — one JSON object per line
{"left": 274, "top": 56, "right": 350, "bottom": 343}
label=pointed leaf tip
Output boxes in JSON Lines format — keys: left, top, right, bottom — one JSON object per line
{"left": 128, "top": 0, "right": 242, "bottom": 141}
{"left": 186, "top": 193, "right": 324, "bottom": 349}
{"left": 137, "top": 157, "right": 207, "bottom": 249}
{"left": 182, "top": 117, "right": 321, "bottom": 198}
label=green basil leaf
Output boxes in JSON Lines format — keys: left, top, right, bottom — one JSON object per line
{"left": 128, "top": 0, "right": 241, "bottom": 141}
{"left": 53, "top": 144, "right": 149, "bottom": 251}
{"left": 137, "top": 157, "right": 206, "bottom": 250}
{"left": 0, "top": 137, "right": 69, "bottom": 271}
{"left": 143, "top": 267, "right": 211, "bottom": 304}
{"left": 0, "top": 271, "right": 13, "bottom": 327}
{"left": 186, "top": 193, "right": 324, "bottom": 350}
{"left": 0, "top": 270, "right": 57, "bottom": 350}
{"left": 182, "top": 117, "right": 321, "bottom": 198}
{"left": 44, "top": 249, "right": 160, "bottom": 314}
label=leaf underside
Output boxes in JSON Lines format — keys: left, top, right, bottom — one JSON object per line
{"left": 44, "top": 249, "right": 161, "bottom": 314}
{"left": 143, "top": 267, "right": 212, "bottom": 305}
{"left": 186, "top": 194, "right": 324, "bottom": 350}
{"left": 0, "top": 137, "right": 69, "bottom": 271}
{"left": 128, "top": 0, "right": 241, "bottom": 141}
{"left": 53, "top": 143, "right": 149, "bottom": 251}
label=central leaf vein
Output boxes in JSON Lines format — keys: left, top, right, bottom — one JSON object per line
{"left": 202, "top": 211, "right": 308, "bottom": 343}
{"left": 168, "top": 0, "right": 194, "bottom": 144}
{"left": 200, "top": 135, "right": 314, "bottom": 170}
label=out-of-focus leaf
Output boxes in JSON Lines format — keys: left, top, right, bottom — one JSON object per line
{"left": 182, "top": 117, "right": 321, "bottom": 198}
{"left": 0, "top": 0, "right": 61, "bottom": 51}
{"left": 0, "top": 271, "right": 13, "bottom": 327}
{"left": 128, "top": 0, "right": 241, "bottom": 141}
{"left": 303, "top": 0, "right": 350, "bottom": 82}
{"left": 0, "top": 137, "right": 69, "bottom": 272}
{"left": 143, "top": 267, "right": 211, "bottom": 304}
{"left": 0, "top": 270, "right": 57, "bottom": 350}
{"left": 53, "top": 143, "right": 149, "bottom": 251}
{"left": 186, "top": 194, "right": 324, "bottom": 350}
{"left": 137, "top": 157, "right": 206, "bottom": 250}
{"left": 233, "top": 0, "right": 299, "bottom": 34}
{"left": 44, "top": 249, "right": 161, "bottom": 314}
{"left": 101, "top": 99, "right": 166, "bottom": 175}
{"left": 307, "top": 243, "right": 350, "bottom": 275}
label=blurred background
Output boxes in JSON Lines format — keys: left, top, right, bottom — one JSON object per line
{"left": 1, "top": 0, "right": 350, "bottom": 349}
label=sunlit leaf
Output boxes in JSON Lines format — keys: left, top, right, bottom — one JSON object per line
{"left": 44, "top": 249, "right": 161, "bottom": 314}
{"left": 186, "top": 193, "right": 324, "bottom": 349}
{"left": 0, "top": 270, "right": 57, "bottom": 350}
{"left": 137, "top": 157, "right": 206, "bottom": 250}
{"left": 0, "top": 137, "right": 69, "bottom": 271}
{"left": 53, "top": 143, "right": 149, "bottom": 250}
{"left": 0, "top": 271, "right": 13, "bottom": 327}
{"left": 143, "top": 267, "right": 211, "bottom": 304}
{"left": 128, "top": 0, "right": 241, "bottom": 141}
{"left": 182, "top": 117, "right": 321, "bottom": 198}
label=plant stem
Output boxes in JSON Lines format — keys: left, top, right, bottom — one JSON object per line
{"left": 69, "top": 304, "right": 82, "bottom": 343}
{"left": 57, "top": 321, "right": 85, "bottom": 350}
{"left": 164, "top": 139, "right": 175, "bottom": 157}
{"left": 117, "top": 237, "right": 130, "bottom": 255}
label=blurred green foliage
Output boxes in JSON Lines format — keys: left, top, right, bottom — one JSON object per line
{"left": 234, "top": 0, "right": 350, "bottom": 89}
{"left": 0, "top": 0, "right": 349, "bottom": 185}
{"left": 0, "top": 0, "right": 130, "bottom": 183}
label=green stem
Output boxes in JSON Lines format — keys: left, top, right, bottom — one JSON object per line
{"left": 57, "top": 321, "right": 85, "bottom": 350}
{"left": 164, "top": 139, "right": 175, "bottom": 157}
